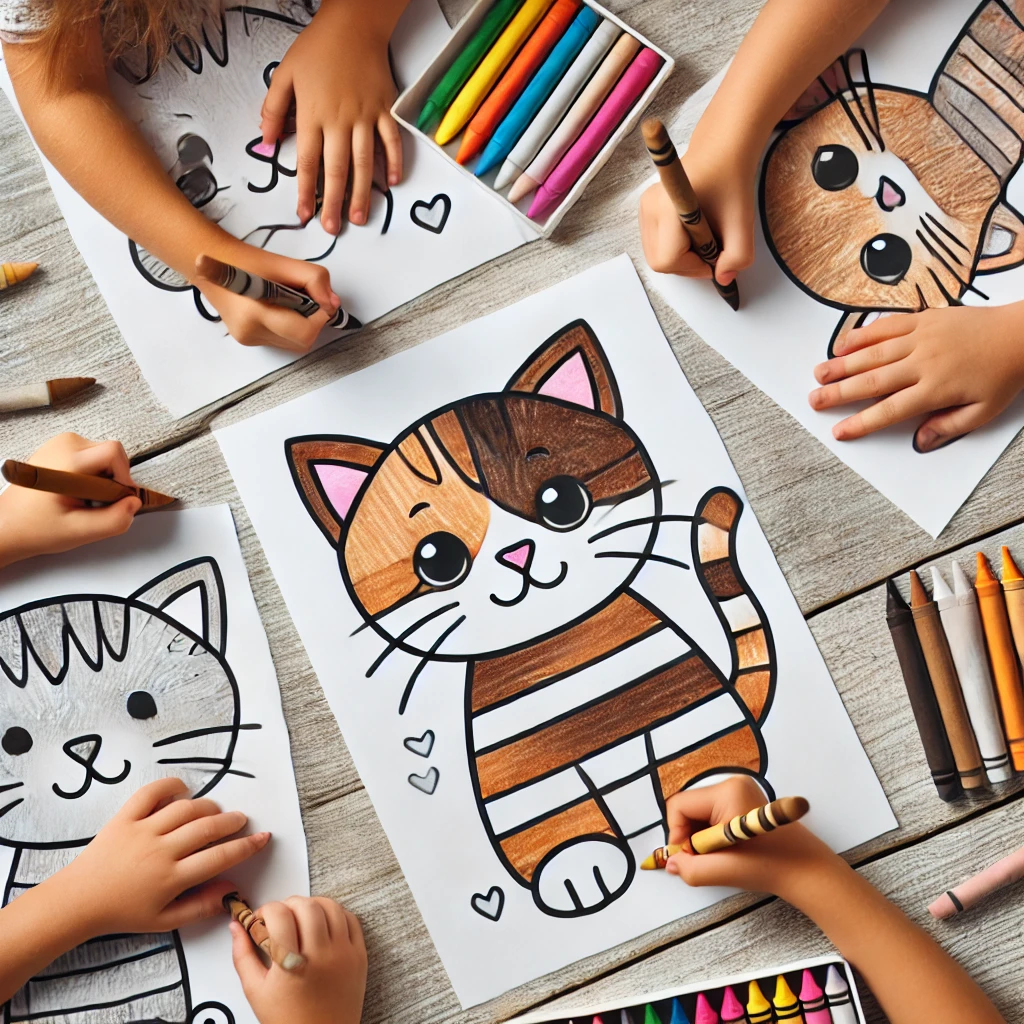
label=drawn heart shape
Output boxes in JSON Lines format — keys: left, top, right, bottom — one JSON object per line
{"left": 404, "top": 730, "right": 435, "bottom": 758}
{"left": 471, "top": 886, "right": 505, "bottom": 922}
{"left": 410, "top": 193, "right": 452, "bottom": 235}
{"left": 408, "top": 767, "right": 439, "bottom": 795}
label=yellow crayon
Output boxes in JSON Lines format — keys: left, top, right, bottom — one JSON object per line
{"left": 0, "top": 261, "right": 38, "bottom": 290}
{"left": 747, "top": 979, "right": 773, "bottom": 1024}
{"left": 774, "top": 975, "right": 805, "bottom": 1023}
{"left": 435, "top": 0, "right": 554, "bottom": 144}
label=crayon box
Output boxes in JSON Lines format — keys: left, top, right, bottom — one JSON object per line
{"left": 392, "top": 0, "right": 674, "bottom": 235}
{"left": 503, "top": 955, "right": 868, "bottom": 1023}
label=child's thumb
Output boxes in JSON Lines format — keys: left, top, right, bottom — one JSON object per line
{"left": 230, "top": 921, "right": 268, "bottom": 992}
{"left": 714, "top": 205, "right": 756, "bottom": 285}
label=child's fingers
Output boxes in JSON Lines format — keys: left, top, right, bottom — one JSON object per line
{"left": 261, "top": 901, "right": 302, "bottom": 960}
{"left": 814, "top": 336, "right": 913, "bottom": 384}
{"left": 295, "top": 119, "right": 323, "bottom": 224}
{"left": 158, "top": 879, "right": 237, "bottom": 931}
{"left": 808, "top": 362, "right": 916, "bottom": 411}
{"left": 286, "top": 895, "right": 331, "bottom": 950}
{"left": 832, "top": 384, "right": 929, "bottom": 440}
{"left": 665, "top": 849, "right": 735, "bottom": 887}
{"left": 665, "top": 786, "right": 720, "bottom": 847}
{"left": 72, "top": 439, "right": 135, "bottom": 487}
{"left": 150, "top": 796, "right": 222, "bottom": 834}
{"left": 177, "top": 831, "right": 272, "bottom": 889}
{"left": 378, "top": 112, "right": 403, "bottom": 187}
{"left": 256, "top": 305, "right": 332, "bottom": 353}
{"left": 713, "top": 201, "right": 755, "bottom": 285}
{"left": 915, "top": 403, "right": 986, "bottom": 452}
{"left": 348, "top": 121, "right": 376, "bottom": 226}
{"left": 65, "top": 497, "right": 141, "bottom": 544}
{"left": 167, "top": 809, "right": 248, "bottom": 857}
{"left": 118, "top": 777, "right": 190, "bottom": 821}
{"left": 833, "top": 313, "right": 916, "bottom": 355}
{"left": 266, "top": 258, "right": 338, "bottom": 312}
{"left": 230, "top": 919, "right": 269, "bottom": 991}
{"left": 313, "top": 896, "right": 352, "bottom": 941}
{"left": 261, "top": 67, "right": 294, "bottom": 145}
{"left": 344, "top": 908, "right": 366, "bottom": 954}
{"left": 321, "top": 129, "right": 351, "bottom": 235}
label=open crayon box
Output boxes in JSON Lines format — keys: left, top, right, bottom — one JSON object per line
{"left": 504, "top": 955, "right": 868, "bottom": 1023}
{"left": 392, "top": 0, "right": 674, "bottom": 236}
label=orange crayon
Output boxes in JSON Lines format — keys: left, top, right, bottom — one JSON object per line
{"left": 1001, "top": 547, "right": 1024, "bottom": 678}
{"left": 457, "top": 0, "right": 580, "bottom": 164}
{"left": 0, "top": 261, "right": 38, "bottom": 291}
{"left": 976, "top": 551, "right": 1024, "bottom": 770}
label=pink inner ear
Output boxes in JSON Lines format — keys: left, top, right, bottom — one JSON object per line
{"left": 314, "top": 463, "right": 368, "bottom": 522}
{"left": 251, "top": 140, "right": 277, "bottom": 157}
{"left": 537, "top": 351, "right": 595, "bottom": 409}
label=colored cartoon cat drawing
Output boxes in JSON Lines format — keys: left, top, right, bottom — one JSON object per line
{"left": 286, "top": 321, "right": 778, "bottom": 917}
{"left": 762, "top": 0, "right": 1024, "bottom": 357}
{"left": 0, "top": 559, "right": 246, "bottom": 1024}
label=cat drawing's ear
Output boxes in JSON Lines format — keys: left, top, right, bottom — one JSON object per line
{"left": 506, "top": 319, "right": 622, "bottom": 418}
{"left": 286, "top": 435, "right": 387, "bottom": 547}
{"left": 130, "top": 556, "right": 227, "bottom": 656}
{"left": 978, "top": 202, "right": 1024, "bottom": 273}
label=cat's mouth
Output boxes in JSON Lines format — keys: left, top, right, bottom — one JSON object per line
{"left": 875, "top": 176, "right": 906, "bottom": 212}
{"left": 52, "top": 735, "right": 131, "bottom": 800}
{"left": 490, "top": 539, "right": 568, "bottom": 607}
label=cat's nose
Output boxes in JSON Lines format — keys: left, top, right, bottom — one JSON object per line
{"left": 63, "top": 735, "right": 101, "bottom": 763}
{"left": 876, "top": 175, "right": 906, "bottom": 212}
{"left": 498, "top": 540, "right": 533, "bottom": 571}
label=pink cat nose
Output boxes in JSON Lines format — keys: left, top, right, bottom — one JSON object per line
{"left": 499, "top": 541, "right": 532, "bottom": 570}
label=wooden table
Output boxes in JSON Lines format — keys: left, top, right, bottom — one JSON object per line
{"left": 3, "top": 1, "right": 1024, "bottom": 1020}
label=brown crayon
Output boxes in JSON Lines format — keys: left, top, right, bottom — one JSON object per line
{"left": 0, "top": 261, "right": 38, "bottom": 291}
{"left": 908, "top": 570, "right": 986, "bottom": 789}
{"left": 1001, "top": 547, "right": 1024, "bottom": 684}
{"left": 1, "top": 459, "right": 175, "bottom": 511}
{"left": 641, "top": 119, "right": 740, "bottom": 310}
{"left": 0, "top": 377, "right": 96, "bottom": 414}
{"left": 976, "top": 552, "right": 1024, "bottom": 770}
{"left": 223, "top": 892, "right": 306, "bottom": 971}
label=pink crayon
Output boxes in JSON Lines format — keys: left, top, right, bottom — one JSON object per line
{"left": 929, "top": 842, "right": 1024, "bottom": 918}
{"left": 719, "top": 987, "right": 745, "bottom": 1024}
{"left": 799, "top": 969, "right": 833, "bottom": 1024}
{"left": 527, "top": 46, "right": 663, "bottom": 221}
{"left": 695, "top": 992, "right": 719, "bottom": 1024}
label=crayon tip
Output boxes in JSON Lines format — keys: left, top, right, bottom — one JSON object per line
{"left": 475, "top": 144, "right": 503, "bottom": 178}
{"left": 46, "top": 376, "right": 96, "bottom": 404}
{"left": 824, "top": 964, "right": 850, "bottom": 997}
{"left": 494, "top": 158, "right": 522, "bottom": 191}
{"left": 456, "top": 129, "right": 485, "bottom": 165}
{"left": 669, "top": 997, "right": 691, "bottom": 1024}
{"left": 773, "top": 974, "right": 798, "bottom": 1010}
{"left": 799, "top": 968, "right": 823, "bottom": 1001}
{"left": 417, "top": 100, "right": 439, "bottom": 131}
{"left": 694, "top": 993, "right": 718, "bottom": 1024}
{"left": 885, "top": 577, "right": 909, "bottom": 615}
{"left": 951, "top": 559, "right": 973, "bottom": 598}
{"left": 4, "top": 260, "right": 39, "bottom": 285}
{"left": 507, "top": 173, "right": 539, "bottom": 204}
{"left": 931, "top": 565, "right": 954, "bottom": 601}
{"left": 747, "top": 979, "right": 770, "bottom": 1014}
{"left": 976, "top": 550, "right": 998, "bottom": 586}
{"left": 644, "top": 1004, "right": 663, "bottom": 1024}
{"left": 1003, "top": 546, "right": 1024, "bottom": 582}
{"left": 720, "top": 987, "right": 743, "bottom": 1021}
{"left": 592, "top": 1016, "right": 605, "bottom": 1024}
{"left": 908, "top": 569, "right": 930, "bottom": 608}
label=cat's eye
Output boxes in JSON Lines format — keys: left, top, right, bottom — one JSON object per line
{"left": 812, "top": 145, "right": 858, "bottom": 191}
{"left": 176, "top": 166, "right": 218, "bottom": 209}
{"left": 536, "top": 476, "right": 592, "bottom": 531}
{"left": 1, "top": 726, "right": 32, "bottom": 756}
{"left": 414, "top": 532, "right": 472, "bottom": 588}
{"left": 127, "top": 691, "right": 158, "bottom": 720}
{"left": 860, "top": 233, "right": 912, "bottom": 285}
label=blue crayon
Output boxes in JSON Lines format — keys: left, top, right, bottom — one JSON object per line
{"left": 669, "top": 998, "right": 691, "bottom": 1024}
{"left": 475, "top": 4, "right": 599, "bottom": 176}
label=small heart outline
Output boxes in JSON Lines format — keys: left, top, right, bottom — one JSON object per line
{"left": 408, "top": 766, "right": 439, "bottom": 795}
{"left": 471, "top": 886, "right": 505, "bottom": 922}
{"left": 404, "top": 730, "right": 435, "bottom": 758}
{"left": 410, "top": 193, "right": 452, "bottom": 235}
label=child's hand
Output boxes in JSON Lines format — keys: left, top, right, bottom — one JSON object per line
{"left": 193, "top": 246, "right": 342, "bottom": 353}
{"left": 664, "top": 777, "right": 835, "bottom": 900}
{"left": 0, "top": 433, "right": 142, "bottom": 570}
{"left": 232, "top": 896, "right": 367, "bottom": 1024}
{"left": 809, "top": 302, "right": 1024, "bottom": 451}
{"left": 260, "top": 1, "right": 403, "bottom": 235}
{"left": 53, "top": 777, "right": 270, "bottom": 937}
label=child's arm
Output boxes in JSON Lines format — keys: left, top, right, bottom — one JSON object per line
{"left": 808, "top": 303, "right": 1024, "bottom": 450}
{"left": 639, "top": 0, "right": 889, "bottom": 284}
{"left": 0, "top": 777, "right": 269, "bottom": 1005}
{"left": 2, "top": 27, "right": 338, "bottom": 353}
{"left": 260, "top": 0, "right": 412, "bottom": 235}
{"left": 664, "top": 779, "right": 1004, "bottom": 1024}
{"left": 0, "top": 433, "right": 143, "bottom": 570}
{"left": 231, "top": 895, "right": 367, "bottom": 1024}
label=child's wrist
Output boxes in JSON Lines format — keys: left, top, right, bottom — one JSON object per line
{"left": 28, "top": 872, "right": 102, "bottom": 949}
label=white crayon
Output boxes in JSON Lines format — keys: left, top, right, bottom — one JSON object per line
{"left": 824, "top": 964, "right": 858, "bottom": 1024}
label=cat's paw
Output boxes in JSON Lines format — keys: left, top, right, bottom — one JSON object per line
{"left": 531, "top": 834, "right": 634, "bottom": 917}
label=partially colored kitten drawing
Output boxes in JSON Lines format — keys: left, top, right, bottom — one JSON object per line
{"left": 286, "top": 322, "right": 777, "bottom": 917}
{"left": 0, "top": 559, "right": 247, "bottom": 1024}
{"left": 762, "top": 0, "right": 1024, "bottom": 357}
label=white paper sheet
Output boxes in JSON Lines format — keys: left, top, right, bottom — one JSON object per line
{"left": 642, "top": 0, "right": 1024, "bottom": 538}
{"left": 215, "top": 255, "right": 895, "bottom": 1007}
{"left": 0, "top": 505, "right": 307, "bottom": 1024}
{"left": 0, "top": 0, "right": 535, "bottom": 418}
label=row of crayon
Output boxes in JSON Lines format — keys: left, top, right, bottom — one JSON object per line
{"left": 416, "top": 0, "right": 663, "bottom": 220}
{"left": 886, "top": 547, "right": 1024, "bottom": 801}
{"left": 549, "top": 965, "right": 858, "bottom": 1024}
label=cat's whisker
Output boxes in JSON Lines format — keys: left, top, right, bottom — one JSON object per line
{"left": 398, "top": 615, "right": 466, "bottom": 715}
{"left": 365, "top": 601, "right": 461, "bottom": 678}
{"left": 0, "top": 781, "right": 24, "bottom": 795}
{"left": 841, "top": 53, "right": 883, "bottom": 152}
{"left": 176, "top": 766, "right": 256, "bottom": 779}
{"left": 0, "top": 797, "right": 24, "bottom": 821}
{"left": 916, "top": 229, "right": 969, "bottom": 289}
{"left": 856, "top": 50, "right": 885, "bottom": 151}
{"left": 152, "top": 723, "right": 262, "bottom": 747}
{"left": 926, "top": 266, "right": 964, "bottom": 306}
{"left": 919, "top": 218, "right": 964, "bottom": 266}
{"left": 157, "top": 755, "right": 233, "bottom": 767}
{"left": 924, "top": 212, "right": 969, "bottom": 252}
{"left": 588, "top": 514, "right": 695, "bottom": 544}
{"left": 350, "top": 583, "right": 425, "bottom": 635}
{"left": 594, "top": 551, "right": 691, "bottom": 572}
{"left": 915, "top": 283, "right": 929, "bottom": 311}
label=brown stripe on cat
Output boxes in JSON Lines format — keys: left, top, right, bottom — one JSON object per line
{"left": 656, "top": 724, "right": 761, "bottom": 796}
{"left": 736, "top": 629, "right": 771, "bottom": 669}
{"left": 734, "top": 671, "right": 773, "bottom": 722}
{"left": 428, "top": 409, "right": 480, "bottom": 485}
{"left": 699, "top": 558, "right": 745, "bottom": 599}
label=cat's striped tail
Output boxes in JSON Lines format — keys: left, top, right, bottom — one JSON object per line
{"left": 692, "top": 488, "right": 777, "bottom": 724}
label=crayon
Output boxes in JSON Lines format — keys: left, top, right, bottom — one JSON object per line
{"left": 669, "top": 998, "right": 692, "bottom": 1024}
{"left": 1002, "top": 547, "right": 1024, "bottom": 655}
{"left": 0, "top": 261, "right": 38, "bottom": 291}
{"left": 928, "top": 841, "right": 1024, "bottom": 919}
{"left": 644, "top": 1005, "right": 663, "bottom": 1024}
{"left": 475, "top": 5, "right": 600, "bottom": 176}
{"left": 496, "top": 19, "right": 621, "bottom": 191}
{"left": 193, "top": 254, "right": 359, "bottom": 329}
{"left": 620, "top": 1011, "right": 634, "bottom": 1024}
{"left": 507, "top": 29, "right": 637, "bottom": 199}
{"left": 747, "top": 980, "right": 772, "bottom": 1024}
{"left": 528, "top": 47, "right": 663, "bottom": 221}
{"left": 720, "top": 987, "right": 745, "bottom": 1024}
{"left": 417, "top": 0, "right": 524, "bottom": 131}
{"left": 694, "top": 993, "right": 718, "bottom": 1024}
{"left": 885, "top": 578, "right": 961, "bottom": 800}
{"left": 823, "top": 965, "right": 857, "bottom": 1024}
{"left": 1, "top": 459, "right": 175, "bottom": 512}
{"left": 774, "top": 974, "right": 804, "bottom": 1023}
{"left": 936, "top": 563, "right": 1013, "bottom": 782}
{"left": 457, "top": 0, "right": 580, "bottom": 164}
{"left": 222, "top": 892, "right": 306, "bottom": 971}
{"left": 0, "top": 377, "right": 95, "bottom": 413}
{"left": 908, "top": 570, "right": 986, "bottom": 789}
{"left": 798, "top": 969, "right": 832, "bottom": 1024}
{"left": 976, "top": 551, "right": 1024, "bottom": 769}
{"left": 641, "top": 119, "right": 740, "bottom": 310}
{"left": 642, "top": 795, "right": 809, "bottom": 867}
{"left": 436, "top": 0, "right": 555, "bottom": 145}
